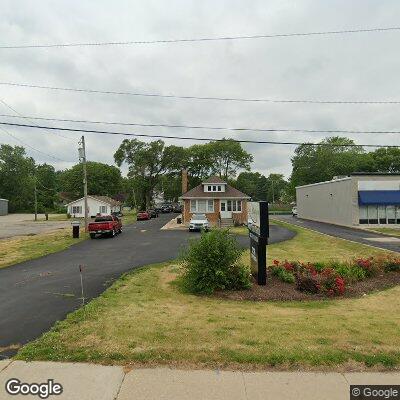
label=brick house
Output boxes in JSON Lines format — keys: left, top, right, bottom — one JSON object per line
{"left": 180, "top": 173, "right": 250, "bottom": 227}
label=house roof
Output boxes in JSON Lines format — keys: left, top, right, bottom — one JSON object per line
{"left": 202, "top": 176, "right": 226, "bottom": 184}
{"left": 66, "top": 195, "right": 121, "bottom": 207}
{"left": 91, "top": 195, "right": 122, "bottom": 206}
{"left": 181, "top": 183, "right": 250, "bottom": 199}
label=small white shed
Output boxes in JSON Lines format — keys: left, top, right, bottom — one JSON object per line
{"left": 66, "top": 195, "right": 121, "bottom": 218}
{"left": 0, "top": 199, "right": 9, "bottom": 216}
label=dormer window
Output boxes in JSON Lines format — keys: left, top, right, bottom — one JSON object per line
{"left": 213, "top": 185, "right": 216, "bottom": 191}
{"left": 218, "top": 185, "right": 221, "bottom": 191}
{"left": 208, "top": 185, "right": 212, "bottom": 191}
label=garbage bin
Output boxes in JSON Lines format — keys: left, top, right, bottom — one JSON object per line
{"left": 71, "top": 221, "right": 81, "bottom": 238}
{"left": 177, "top": 217, "right": 182, "bottom": 224}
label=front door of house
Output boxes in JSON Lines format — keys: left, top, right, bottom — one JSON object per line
{"left": 220, "top": 200, "right": 232, "bottom": 219}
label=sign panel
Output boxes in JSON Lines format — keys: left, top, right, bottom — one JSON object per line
{"left": 248, "top": 202, "right": 261, "bottom": 235}
{"left": 248, "top": 201, "right": 269, "bottom": 285}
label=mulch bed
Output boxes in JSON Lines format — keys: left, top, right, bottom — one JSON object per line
{"left": 214, "top": 271, "right": 400, "bottom": 301}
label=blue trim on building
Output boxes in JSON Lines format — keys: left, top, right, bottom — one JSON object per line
{"left": 358, "top": 190, "right": 400, "bottom": 205}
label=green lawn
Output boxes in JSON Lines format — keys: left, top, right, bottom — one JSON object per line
{"left": 0, "top": 228, "right": 88, "bottom": 269}
{"left": 16, "top": 221, "right": 400, "bottom": 370}
{"left": 367, "top": 227, "right": 400, "bottom": 238}
{"left": 121, "top": 210, "right": 137, "bottom": 225}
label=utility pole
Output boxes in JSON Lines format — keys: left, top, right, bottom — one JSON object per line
{"left": 78, "top": 136, "right": 89, "bottom": 232}
{"left": 34, "top": 178, "right": 38, "bottom": 221}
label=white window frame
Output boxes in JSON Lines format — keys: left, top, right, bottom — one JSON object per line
{"left": 71, "top": 205, "right": 82, "bottom": 214}
{"left": 220, "top": 200, "right": 242, "bottom": 213}
{"left": 190, "top": 199, "right": 214, "bottom": 213}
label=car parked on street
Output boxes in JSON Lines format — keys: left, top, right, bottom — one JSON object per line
{"left": 147, "top": 209, "right": 158, "bottom": 218}
{"left": 88, "top": 215, "right": 122, "bottom": 239}
{"left": 137, "top": 210, "right": 151, "bottom": 221}
{"left": 161, "top": 204, "right": 173, "bottom": 213}
{"left": 189, "top": 213, "right": 210, "bottom": 232}
{"left": 173, "top": 203, "right": 183, "bottom": 213}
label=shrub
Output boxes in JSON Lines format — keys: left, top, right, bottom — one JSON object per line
{"left": 270, "top": 265, "right": 295, "bottom": 283}
{"left": 295, "top": 268, "right": 320, "bottom": 293}
{"left": 180, "top": 229, "right": 251, "bottom": 294}
{"left": 333, "top": 263, "right": 367, "bottom": 283}
{"left": 293, "top": 264, "right": 345, "bottom": 295}
{"left": 354, "top": 257, "right": 378, "bottom": 277}
{"left": 376, "top": 255, "right": 400, "bottom": 272}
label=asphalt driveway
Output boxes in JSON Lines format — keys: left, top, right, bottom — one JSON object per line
{"left": 0, "top": 214, "right": 294, "bottom": 357}
{"left": 274, "top": 215, "right": 400, "bottom": 253}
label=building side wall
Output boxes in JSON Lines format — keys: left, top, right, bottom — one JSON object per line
{"left": 68, "top": 198, "right": 114, "bottom": 218}
{"left": 296, "top": 179, "right": 355, "bottom": 226}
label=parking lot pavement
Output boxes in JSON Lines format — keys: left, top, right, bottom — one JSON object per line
{"left": 274, "top": 215, "right": 400, "bottom": 253}
{"left": 0, "top": 214, "right": 70, "bottom": 239}
{"left": 0, "top": 213, "right": 294, "bottom": 357}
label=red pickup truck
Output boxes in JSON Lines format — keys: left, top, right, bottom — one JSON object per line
{"left": 88, "top": 215, "right": 122, "bottom": 239}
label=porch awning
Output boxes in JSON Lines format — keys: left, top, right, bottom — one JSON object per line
{"left": 358, "top": 190, "right": 400, "bottom": 205}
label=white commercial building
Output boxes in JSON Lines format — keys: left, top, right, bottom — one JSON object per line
{"left": 65, "top": 195, "right": 121, "bottom": 218}
{"left": 296, "top": 173, "right": 400, "bottom": 227}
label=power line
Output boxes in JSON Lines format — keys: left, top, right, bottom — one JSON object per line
{"left": 1, "top": 27, "right": 399, "bottom": 49}
{"left": 1, "top": 112, "right": 400, "bottom": 134}
{"left": 1, "top": 82, "right": 399, "bottom": 105}
{"left": 0, "top": 124, "right": 70, "bottom": 162}
{"left": 1, "top": 121, "right": 399, "bottom": 148}
{"left": 0, "top": 98, "right": 74, "bottom": 140}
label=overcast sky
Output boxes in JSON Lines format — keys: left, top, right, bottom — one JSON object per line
{"left": 1, "top": 0, "right": 400, "bottom": 178}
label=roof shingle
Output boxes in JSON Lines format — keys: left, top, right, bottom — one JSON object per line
{"left": 202, "top": 176, "right": 226, "bottom": 184}
{"left": 181, "top": 183, "right": 249, "bottom": 199}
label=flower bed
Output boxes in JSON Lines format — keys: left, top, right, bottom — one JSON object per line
{"left": 270, "top": 255, "right": 400, "bottom": 297}
{"left": 214, "top": 255, "right": 400, "bottom": 301}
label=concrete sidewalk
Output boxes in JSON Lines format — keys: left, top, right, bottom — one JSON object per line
{"left": 1, "top": 360, "right": 399, "bottom": 399}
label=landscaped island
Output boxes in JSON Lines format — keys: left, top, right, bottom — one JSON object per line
{"left": 16, "top": 221, "right": 400, "bottom": 370}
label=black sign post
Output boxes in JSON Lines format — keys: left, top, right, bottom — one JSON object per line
{"left": 248, "top": 201, "right": 269, "bottom": 285}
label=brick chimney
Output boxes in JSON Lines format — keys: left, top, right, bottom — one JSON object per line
{"left": 182, "top": 169, "right": 188, "bottom": 194}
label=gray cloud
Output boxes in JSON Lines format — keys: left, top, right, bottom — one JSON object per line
{"left": 1, "top": 0, "right": 400, "bottom": 178}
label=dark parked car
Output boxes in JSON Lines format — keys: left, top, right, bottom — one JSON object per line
{"left": 137, "top": 211, "right": 150, "bottom": 220}
{"left": 161, "top": 204, "right": 173, "bottom": 213}
{"left": 173, "top": 204, "right": 183, "bottom": 213}
{"left": 111, "top": 211, "right": 123, "bottom": 217}
{"left": 147, "top": 209, "right": 158, "bottom": 218}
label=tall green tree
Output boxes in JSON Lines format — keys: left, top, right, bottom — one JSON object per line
{"left": 186, "top": 144, "right": 214, "bottom": 187}
{"left": 59, "top": 161, "right": 123, "bottom": 198}
{"left": 266, "top": 173, "right": 288, "bottom": 203}
{"left": 235, "top": 172, "right": 263, "bottom": 199}
{"left": 290, "top": 137, "right": 366, "bottom": 189}
{"left": 209, "top": 139, "right": 253, "bottom": 180}
{"left": 235, "top": 171, "right": 287, "bottom": 202}
{"left": 114, "top": 139, "right": 184, "bottom": 208}
{"left": 370, "top": 148, "right": 400, "bottom": 172}
{"left": 0, "top": 144, "right": 36, "bottom": 212}
{"left": 35, "top": 163, "right": 58, "bottom": 211}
